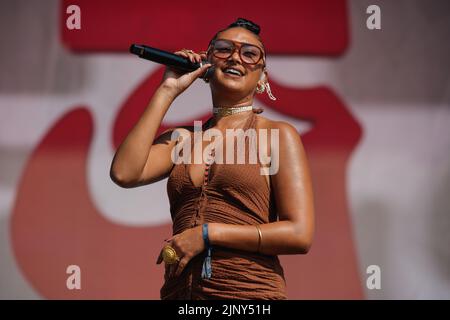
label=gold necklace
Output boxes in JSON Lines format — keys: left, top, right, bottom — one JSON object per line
{"left": 212, "top": 105, "right": 253, "bottom": 117}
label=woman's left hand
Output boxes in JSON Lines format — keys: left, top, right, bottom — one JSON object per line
{"left": 156, "top": 225, "right": 205, "bottom": 278}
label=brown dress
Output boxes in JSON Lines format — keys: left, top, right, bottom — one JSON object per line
{"left": 161, "top": 110, "right": 287, "bottom": 300}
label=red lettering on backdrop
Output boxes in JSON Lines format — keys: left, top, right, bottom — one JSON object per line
{"left": 12, "top": 0, "right": 363, "bottom": 298}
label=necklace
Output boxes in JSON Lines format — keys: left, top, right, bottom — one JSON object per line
{"left": 212, "top": 105, "right": 253, "bottom": 117}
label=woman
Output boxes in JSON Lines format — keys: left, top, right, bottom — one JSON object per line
{"left": 110, "top": 18, "right": 314, "bottom": 299}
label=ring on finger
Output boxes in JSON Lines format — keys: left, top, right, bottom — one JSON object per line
{"left": 162, "top": 245, "right": 180, "bottom": 265}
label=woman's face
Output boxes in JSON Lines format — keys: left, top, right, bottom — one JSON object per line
{"left": 207, "top": 27, "right": 266, "bottom": 99}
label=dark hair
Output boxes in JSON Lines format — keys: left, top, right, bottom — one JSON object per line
{"left": 208, "top": 18, "right": 264, "bottom": 50}
{"left": 228, "top": 18, "right": 261, "bottom": 35}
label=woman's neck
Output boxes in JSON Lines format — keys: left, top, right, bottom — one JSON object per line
{"left": 210, "top": 109, "right": 253, "bottom": 129}
{"left": 211, "top": 91, "right": 254, "bottom": 109}
{"left": 210, "top": 93, "right": 255, "bottom": 127}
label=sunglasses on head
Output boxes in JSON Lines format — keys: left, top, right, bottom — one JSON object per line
{"left": 208, "top": 39, "right": 265, "bottom": 66}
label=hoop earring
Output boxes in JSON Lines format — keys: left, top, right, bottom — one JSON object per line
{"left": 256, "top": 83, "right": 265, "bottom": 94}
{"left": 264, "top": 82, "right": 277, "bottom": 100}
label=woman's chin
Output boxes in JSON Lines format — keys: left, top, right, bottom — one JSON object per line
{"left": 213, "top": 73, "right": 246, "bottom": 92}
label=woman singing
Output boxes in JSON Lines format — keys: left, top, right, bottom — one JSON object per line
{"left": 110, "top": 18, "right": 314, "bottom": 299}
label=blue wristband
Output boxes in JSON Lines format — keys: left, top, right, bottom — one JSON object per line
{"left": 202, "top": 223, "right": 210, "bottom": 247}
{"left": 201, "top": 223, "right": 212, "bottom": 279}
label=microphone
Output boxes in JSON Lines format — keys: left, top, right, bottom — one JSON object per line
{"left": 129, "top": 44, "right": 210, "bottom": 74}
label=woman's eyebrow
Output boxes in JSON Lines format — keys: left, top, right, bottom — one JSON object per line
{"left": 215, "top": 38, "right": 258, "bottom": 47}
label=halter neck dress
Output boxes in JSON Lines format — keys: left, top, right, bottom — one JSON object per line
{"left": 161, "top": 109, "right": 287, "bottom": 300}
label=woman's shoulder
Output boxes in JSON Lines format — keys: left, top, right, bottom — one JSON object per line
{"left": 255, "top": 114, "right": 299, "bottom": 134}
{"left": 255, "top": 114, "right": 303, "bottom": 149}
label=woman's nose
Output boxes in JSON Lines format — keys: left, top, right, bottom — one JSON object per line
{"left": 228, "top": 48, "right": 242, "bottom": 64}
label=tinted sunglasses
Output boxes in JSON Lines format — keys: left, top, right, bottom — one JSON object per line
{"left": 208, "top": 39, "right": 265, "bottom": 65}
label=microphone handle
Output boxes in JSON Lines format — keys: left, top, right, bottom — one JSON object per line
{"left": 130, "top": 44, "right": 202, "bottom": 72}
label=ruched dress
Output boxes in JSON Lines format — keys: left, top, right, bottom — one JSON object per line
{"left": 160, "top": 110, "right": 287, "bottom": 299}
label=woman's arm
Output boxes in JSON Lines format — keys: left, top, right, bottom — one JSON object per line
{"left": 163, "top": 121, "right": 315, "bottom": 277}
{"left": 110, "top": 52, "right": 211, "bottom": 188}
{"left": 209, "top": 121, "right": 315, "bottom": 255}
{"left": 110, "top": 86, "right": 179, "bottom": 188}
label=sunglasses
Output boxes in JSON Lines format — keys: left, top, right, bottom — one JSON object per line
{"left": 208, "top": 39, "right": 265, "bottom": 66}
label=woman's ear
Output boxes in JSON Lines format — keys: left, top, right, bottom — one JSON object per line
{"left": 259, "top": 68, "right": 268, "bottom": 83}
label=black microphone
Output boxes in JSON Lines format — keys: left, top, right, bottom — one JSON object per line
{"left": 129, "top": 44, "right": 208, "bottom": 73}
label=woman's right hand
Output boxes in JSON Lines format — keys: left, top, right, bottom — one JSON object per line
{"left": 160, "top": 49, "right": 211, "bottom": 98}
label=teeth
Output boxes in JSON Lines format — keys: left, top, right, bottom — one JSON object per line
{"left": 224, "top": 68, "right": 242, "bottom": 76}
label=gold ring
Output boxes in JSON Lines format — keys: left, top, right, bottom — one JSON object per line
{"left": 162, "top": 245, "right": 180, "bottom": 265}
{"left": 182, "top": 49, "right": 194, "bottom": 54}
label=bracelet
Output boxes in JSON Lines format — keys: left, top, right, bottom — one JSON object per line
{"left": 201, "top": 223, "right": 212, "bottom": 279}
{"left": 202, "top": 223, "right": 210, "bottom": 247}
{"left": 256, "top": 224, "right": 262, "bottom": 253}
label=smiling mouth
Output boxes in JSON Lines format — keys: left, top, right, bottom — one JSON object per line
{"left": 222, "top": 67, "right": 244, "bottom": 77}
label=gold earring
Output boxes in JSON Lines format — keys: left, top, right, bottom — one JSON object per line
{"left": 264, "top": 82, "right": 277, "bottom": 100}
{"left": 256, "top": 83, "right": 265, "bottom": 93}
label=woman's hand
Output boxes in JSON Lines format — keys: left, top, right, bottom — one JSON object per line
{"left": 160, "top": 50, "right": 211, "bottom": 98}
{"left": 156, "top": 225, "right": 205, "bottom": 278}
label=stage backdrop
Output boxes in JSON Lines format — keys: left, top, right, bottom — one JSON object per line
{"left": 0, "top": 0, "right": 449, "bottom": 299}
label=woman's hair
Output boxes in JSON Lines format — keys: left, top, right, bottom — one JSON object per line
{"left": 208, "top": 18, "right": 264, "bottom": 49}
